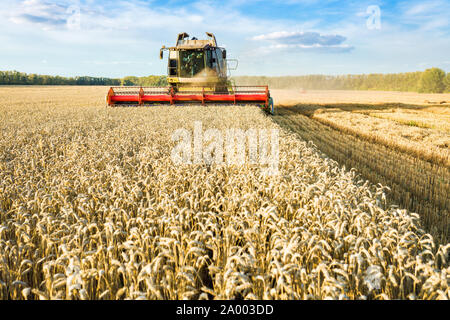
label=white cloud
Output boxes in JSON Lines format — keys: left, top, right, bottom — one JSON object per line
{"left": 252, "top": 31, "right": 354, "bottom": 52}
{"left": 187, "top": 15, "right": 204, "bottom": 23}
{"left": 253, "top": 31, "right": 346, "bottom": 45}
{"left": 270, "top": 43, "right": 353, "bottom": 50}
{"left": 9, "top": 0, "right": 73, "bottom": 29}
{"left": 400, "top": 0, "right": 450, "bottom": 32}
{"left": 405, "top": 1, "right": 441, "bottom": 16}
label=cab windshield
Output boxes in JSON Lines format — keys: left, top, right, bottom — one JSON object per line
{"left": 179, "top": 50, "right": 205, "bottom": 77}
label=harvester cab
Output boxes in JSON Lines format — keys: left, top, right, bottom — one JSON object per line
{"left": 106, "top": 32, "right": 274, "bottom": 114}
{"left": 160, "top": 32, "right": 228, "bottom": 92}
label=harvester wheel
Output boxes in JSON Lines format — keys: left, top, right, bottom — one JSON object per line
{"left": 268, "top": 97, "right": 274, "bottom": 115}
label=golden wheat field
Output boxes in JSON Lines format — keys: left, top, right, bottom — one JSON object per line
{"left": 0, "top": 86, "right": 449, "bottom": 300}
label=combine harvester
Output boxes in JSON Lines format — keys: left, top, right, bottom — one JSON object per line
{"left": 106, "top": 32, "right": 274, "bottom": 114}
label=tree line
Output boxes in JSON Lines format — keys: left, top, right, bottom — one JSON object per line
{"left": 233, "top": 68, "right": 450, "bottom": 93}
{"left": 0, "top": 71, "right": 121, "bottom": 86}
{"left": 120, "top": 75, "right": 168, "bottom": 87}
{"left": 1, "top": 68, "right": 449, "bottom": 93}
{"left": 0, "top": 71, "right": 168, "bottom": 87}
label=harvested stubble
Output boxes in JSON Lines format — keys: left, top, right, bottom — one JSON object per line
{"left": 0, "top": 87, "right": 449, "bottom": 300}
{"left": 311, "top": 109, "right": 450, "bottom": 166}
{"left": 368, "top": 109, "right": 450, "bottom": 133}
{"left": 273, "top": 107, "right": 449, "bottom": 244}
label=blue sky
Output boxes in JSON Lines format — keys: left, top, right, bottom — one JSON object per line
{"left": 1, "top": 0, "right": 449, "bottom": 77}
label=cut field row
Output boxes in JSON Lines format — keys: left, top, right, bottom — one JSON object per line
{"left": 273, "top": 107, "right": 449, "bottom": 243}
